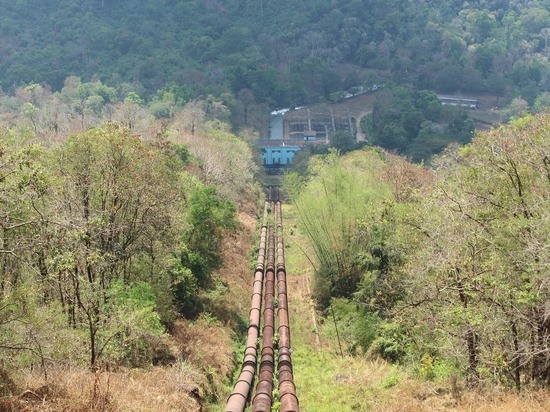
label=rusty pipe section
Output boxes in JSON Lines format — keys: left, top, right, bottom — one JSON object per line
{"left": 276, "top": 201, "right": 299, "bottom": 412}
{"left": 225, "top": 201, "right": 270, "bottom": 412}
{"left": 252, "top": 221, "right": 276, "bottom": 412}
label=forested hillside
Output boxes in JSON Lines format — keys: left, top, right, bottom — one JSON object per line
{"left": 1, "top": 0, "right": 549, "bottom": 110}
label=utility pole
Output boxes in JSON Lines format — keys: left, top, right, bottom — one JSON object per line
{"left": 331, "top": 305, "right": 344, "bottom": 359}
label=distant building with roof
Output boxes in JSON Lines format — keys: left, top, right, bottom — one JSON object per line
{"left": 438, "top": 95, "right": 479, "bottom": 109}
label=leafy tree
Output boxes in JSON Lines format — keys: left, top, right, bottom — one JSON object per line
{"left": 182, "top": 185, "right": 236, "bottom": 288}
{"left": 369, "top": 86, "right": 473, "bottom": 160}
{"left": 532, "top": 91, "right": 550, "bottom": 112}
{"left": 172, "top": 181, "right": 237, "bottom": 317}
{"left": 45, "top": 123, "right": 182, "bottom": 367}
{"left": 402, "top": 114, "right": 550, "bottom": 388}
{"left": 171, "top": 113, "right": 260, "bottom": 204}
{"left": 0, "top": 130, "right": 69, "bottom": 376}
{"left": 432, "top": 65, "right": 463, "bottom": 93}
{"left": 330, "top": 130, "right": 360, "bottom": 153}
{"left": 59, "top": 77, "right": 117, "bottom": 131}
{"left": 0, "top": 131, "right": 46, "bottom": 294}
{"left": 474, "top": 43, "right": 498, "bottom": 76}
{"left": 501, "top": 97, "right": 529, "bottom": 122}
{"left": 110, "top": 100, "right": 154, "bottom": 132}
{"left": 102, "top": 281, "right": 167, "bottom": 367}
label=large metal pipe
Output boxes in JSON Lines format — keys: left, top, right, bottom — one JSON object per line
{"left": 275, "top": 201, "right": 299, "bottom": 412}
{"left": 252, "top": 225, "right": 276, "bottom": 412}
{"left": 227, "top": 195, "right": 299, "bottom": 412}
{"left": 225, "top": 202, "right": 270, "bottom": 412}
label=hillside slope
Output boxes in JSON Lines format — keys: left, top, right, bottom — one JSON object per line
{"left": 1, "top": 0, "right": 548, "bottom": 108}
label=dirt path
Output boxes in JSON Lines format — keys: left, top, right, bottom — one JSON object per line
{"left": 287, "top": 273, "right": 321, "bottom": 351}
{"left": 355, "top": 110, "right": 371, "bottom": 142}
{"left": 282, "top": 204, "right": 322, "bottom": 352}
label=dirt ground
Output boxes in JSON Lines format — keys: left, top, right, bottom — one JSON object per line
{"left": 284, "top": 93, "right": 376, "bottom": 122}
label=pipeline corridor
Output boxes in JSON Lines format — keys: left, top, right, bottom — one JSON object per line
{"left": 225, "top": 188, "right": 299, "bottom": 412}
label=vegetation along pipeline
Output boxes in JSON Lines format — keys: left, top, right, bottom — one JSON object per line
{"left": 225, "top": 188, "right": 299, "bottom": 412}
{"left": 275, "top": 199, "right": 300, "bottom": 412}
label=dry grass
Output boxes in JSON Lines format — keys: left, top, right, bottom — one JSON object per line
{"left": 1, "top": 364, "right": 204, "bottom": 412}
{"left": 455, "top": 389, "right": 550, "bottom": 412}
{"left": 367, "top": 380, "right": 550, "bottom": 412}
{"left": 204, "top": 210, "right": 259, "bottom": 328}
{"left": 173, "top": 319, "right": 233, "bottom": 378}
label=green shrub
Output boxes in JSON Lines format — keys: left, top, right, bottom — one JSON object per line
{"left": 368, "top": 321, "right": 407, "bottom": 363}
{"left": 418, "top": 354, "right": 457, "bottom": 382}
{"left": 380, "top": 373, "right": 400, "bottom": 389}
{"left": 102, "top": 281, "right": 168, "bottom": 367}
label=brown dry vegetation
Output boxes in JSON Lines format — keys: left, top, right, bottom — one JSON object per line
{"left": 1, "top": 366, "right": 205, "bottom": 412}
{"left": 208, "top": 211, "right": 261, "bottom": 323}
{"left": 367, "top": 383, "right": 550, "bottom": 412}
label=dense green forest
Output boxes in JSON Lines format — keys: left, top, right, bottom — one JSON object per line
{"left": 1, "top": 0, "right": 550, "bottom": 110}
{"left": 2, "top": 0, "right": 550, "bottom": 162}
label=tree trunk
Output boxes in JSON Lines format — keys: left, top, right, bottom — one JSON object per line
{"left": 511, "top": 321, "right": 521, "bottom": 391}
{"left": 455, "top": 268, "right": 479, "bottom": 382}
{"left": 466, "top": 327, "right": 480, "bottom": 383}
{"left": 89, "top": 317, "right": 97, "bottom": 369}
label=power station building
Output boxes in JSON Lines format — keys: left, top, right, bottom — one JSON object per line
{"left": 259, "top": 107, "right": 354, "bottom": 171}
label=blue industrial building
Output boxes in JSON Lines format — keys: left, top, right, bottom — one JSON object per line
{"left": 261, "top": 144, "right": 301, "bottom": 166}
{"left": 258, "top": 108, "right": 327, "bottom": 171}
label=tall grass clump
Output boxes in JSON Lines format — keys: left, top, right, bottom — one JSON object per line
{"left": 285, "top": 149, "right": 391, "bottom": 308}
